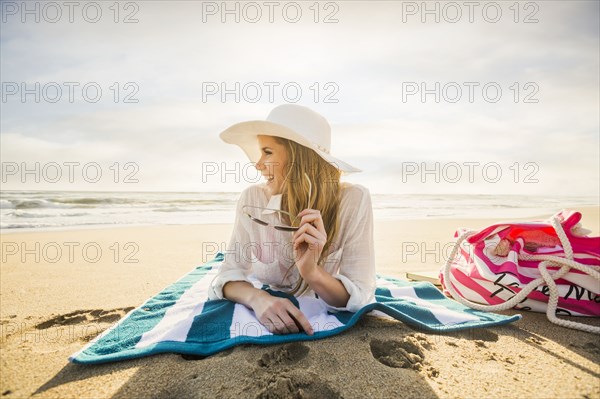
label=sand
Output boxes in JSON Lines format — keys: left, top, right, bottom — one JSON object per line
{"left": 1, "top": 207, "right": 599, "bottom": 398}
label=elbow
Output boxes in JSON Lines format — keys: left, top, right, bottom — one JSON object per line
{"left": 323, "top": 275, "right": 376, "bottom": 313}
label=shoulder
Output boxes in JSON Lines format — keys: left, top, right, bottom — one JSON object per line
{"left": 336, "top": 182, "right": 373, "bottom": 237}
{"left": 339, "top": 181, "right": 372, "bottom": 206}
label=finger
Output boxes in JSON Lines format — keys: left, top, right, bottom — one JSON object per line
{"left": 299, "top": 213, "right": 325, "bottom": 233}
{"left": 304, "top": 223, "right": 326, "bottom": 241}
{"left": 263, "top": 318, "right": 278, "bottom": 334}
{"left": 295, "top": 210, "right": 320, "bottom": 231}
{"left": 294, "top": 214, "right": 325, "bottom": 236}
{"left": 286, "top": 306, "right": 314, "bottom": 336}
{"left": 297, "top": 210, "right": 321, "bottom": 223}
{"left": 296, "top": 220, "right": 327, "bottom": 237}
{"left": 267, "top": 317, "right": 288, "bottom": 334}
{"left": 293, "top": 222, "right": 326, "bottom": 243}
{"left": 277, "top": 312, "right": 300, "bottom": 334}
{"left": 294, "top": 232, "right": 324, "bottom": 251}
{"left": 274, "top": 316, "right": 292, "bottom": 334}
{"left": 297, "top": 209, "right": 320, "bottom": 218}
{"left": 294, "top": 231, "right": 325, "bottom": 252}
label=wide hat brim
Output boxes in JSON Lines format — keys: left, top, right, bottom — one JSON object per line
{"left": 219, "top": 120, "right": 362, "bottom": 174}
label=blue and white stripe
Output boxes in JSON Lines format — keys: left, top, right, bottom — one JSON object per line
{"left": 69, "top": 252, "right": 521, "bottom": 364}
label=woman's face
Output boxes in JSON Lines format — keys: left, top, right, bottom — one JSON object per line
{"left": 256, "top": 135, "right": 288, "bottom": 196}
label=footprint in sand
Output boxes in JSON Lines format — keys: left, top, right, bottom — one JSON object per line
{"left": 582, "top": 342, "right": 600, "bottom": 355}
{"left": 32, "top": 307, "right": 134, "bottom": 342}
{"left": 34, "top": 307, "right": 134, "bottom": 330}
{"left": 249, "top": 343, "right": 341, "bottom": 397}
{"left": 0, "top": 307, "right": 135, "bottom": 344}
{"left": 469, "top": 329, "right": 498, "bottom": 342}
{"left": 257, "top": 342, "right": 310, "bottom": 368}
{"left": 570, "top": 341, "right": 600, "bottom": 355}
{"left": 255, "top": 371, "right": 342, "bottom": 399}
{"left": 370, "top": 335, "right": 429, "bottom": 370}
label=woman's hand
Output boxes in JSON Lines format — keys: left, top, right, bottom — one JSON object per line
{"left": 250, "top": 292, "right": 314, "bottom": 335}
{"left": 292, "top": 209, "right": 327, "bottom": 279}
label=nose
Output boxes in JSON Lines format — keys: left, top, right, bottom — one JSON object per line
{"left": 255, "top": 155, "right": 265, "bottom": 171}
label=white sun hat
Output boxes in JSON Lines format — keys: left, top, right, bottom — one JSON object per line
{"left": 219, "top": 104, "right": 362, "bottom": 174}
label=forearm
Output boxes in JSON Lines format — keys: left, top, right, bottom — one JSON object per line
{"left": 304, "top": 267, "right": 350, "bottom": 308}
{"left": 222, "top": 280, "right": 269, "bottom": 310}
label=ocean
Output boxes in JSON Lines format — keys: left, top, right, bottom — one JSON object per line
{"left": 1, "top": 190, "right": 597, "bottom": 232}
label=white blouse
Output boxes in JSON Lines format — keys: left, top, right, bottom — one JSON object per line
{"left": 207, "top": 181, "right": 376, "bottom": 313}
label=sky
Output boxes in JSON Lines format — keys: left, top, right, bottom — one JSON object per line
{"left": 1, "top": 0, "right": 599, "bottom": 196}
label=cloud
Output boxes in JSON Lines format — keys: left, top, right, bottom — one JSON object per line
{"left": 1, "top": 1, "right": 598, "bottom": 196}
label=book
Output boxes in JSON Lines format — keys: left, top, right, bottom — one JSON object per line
{"left": 405, "top": 271, "right": 442, "bottom": 287}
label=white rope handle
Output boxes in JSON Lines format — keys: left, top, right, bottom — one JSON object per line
{"left": 442, "top": 216, "right": 600, "bottom": 334}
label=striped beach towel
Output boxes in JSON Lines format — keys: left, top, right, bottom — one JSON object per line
{"left": 69, "top": 252, "right": 521, "bottom": 365}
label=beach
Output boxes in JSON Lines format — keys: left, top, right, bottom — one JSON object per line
{"left": 1, "top": 207, "right": 599, "bottom": 398}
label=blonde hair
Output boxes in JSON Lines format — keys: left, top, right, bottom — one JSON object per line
{"left": 274, "top": 136, "right": 342, "bottom": 297}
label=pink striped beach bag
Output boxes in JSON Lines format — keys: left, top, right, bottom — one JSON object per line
{"left": 439, "top": 209, "right": 600, "bottom": 333}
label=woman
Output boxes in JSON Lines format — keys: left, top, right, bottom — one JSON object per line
{"left": 208, "top": 104, "right": 376, "bottom": 336}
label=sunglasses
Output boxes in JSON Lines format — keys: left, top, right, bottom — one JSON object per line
{"left": 241, "top": 173, "right": 312, "bottom": 232}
